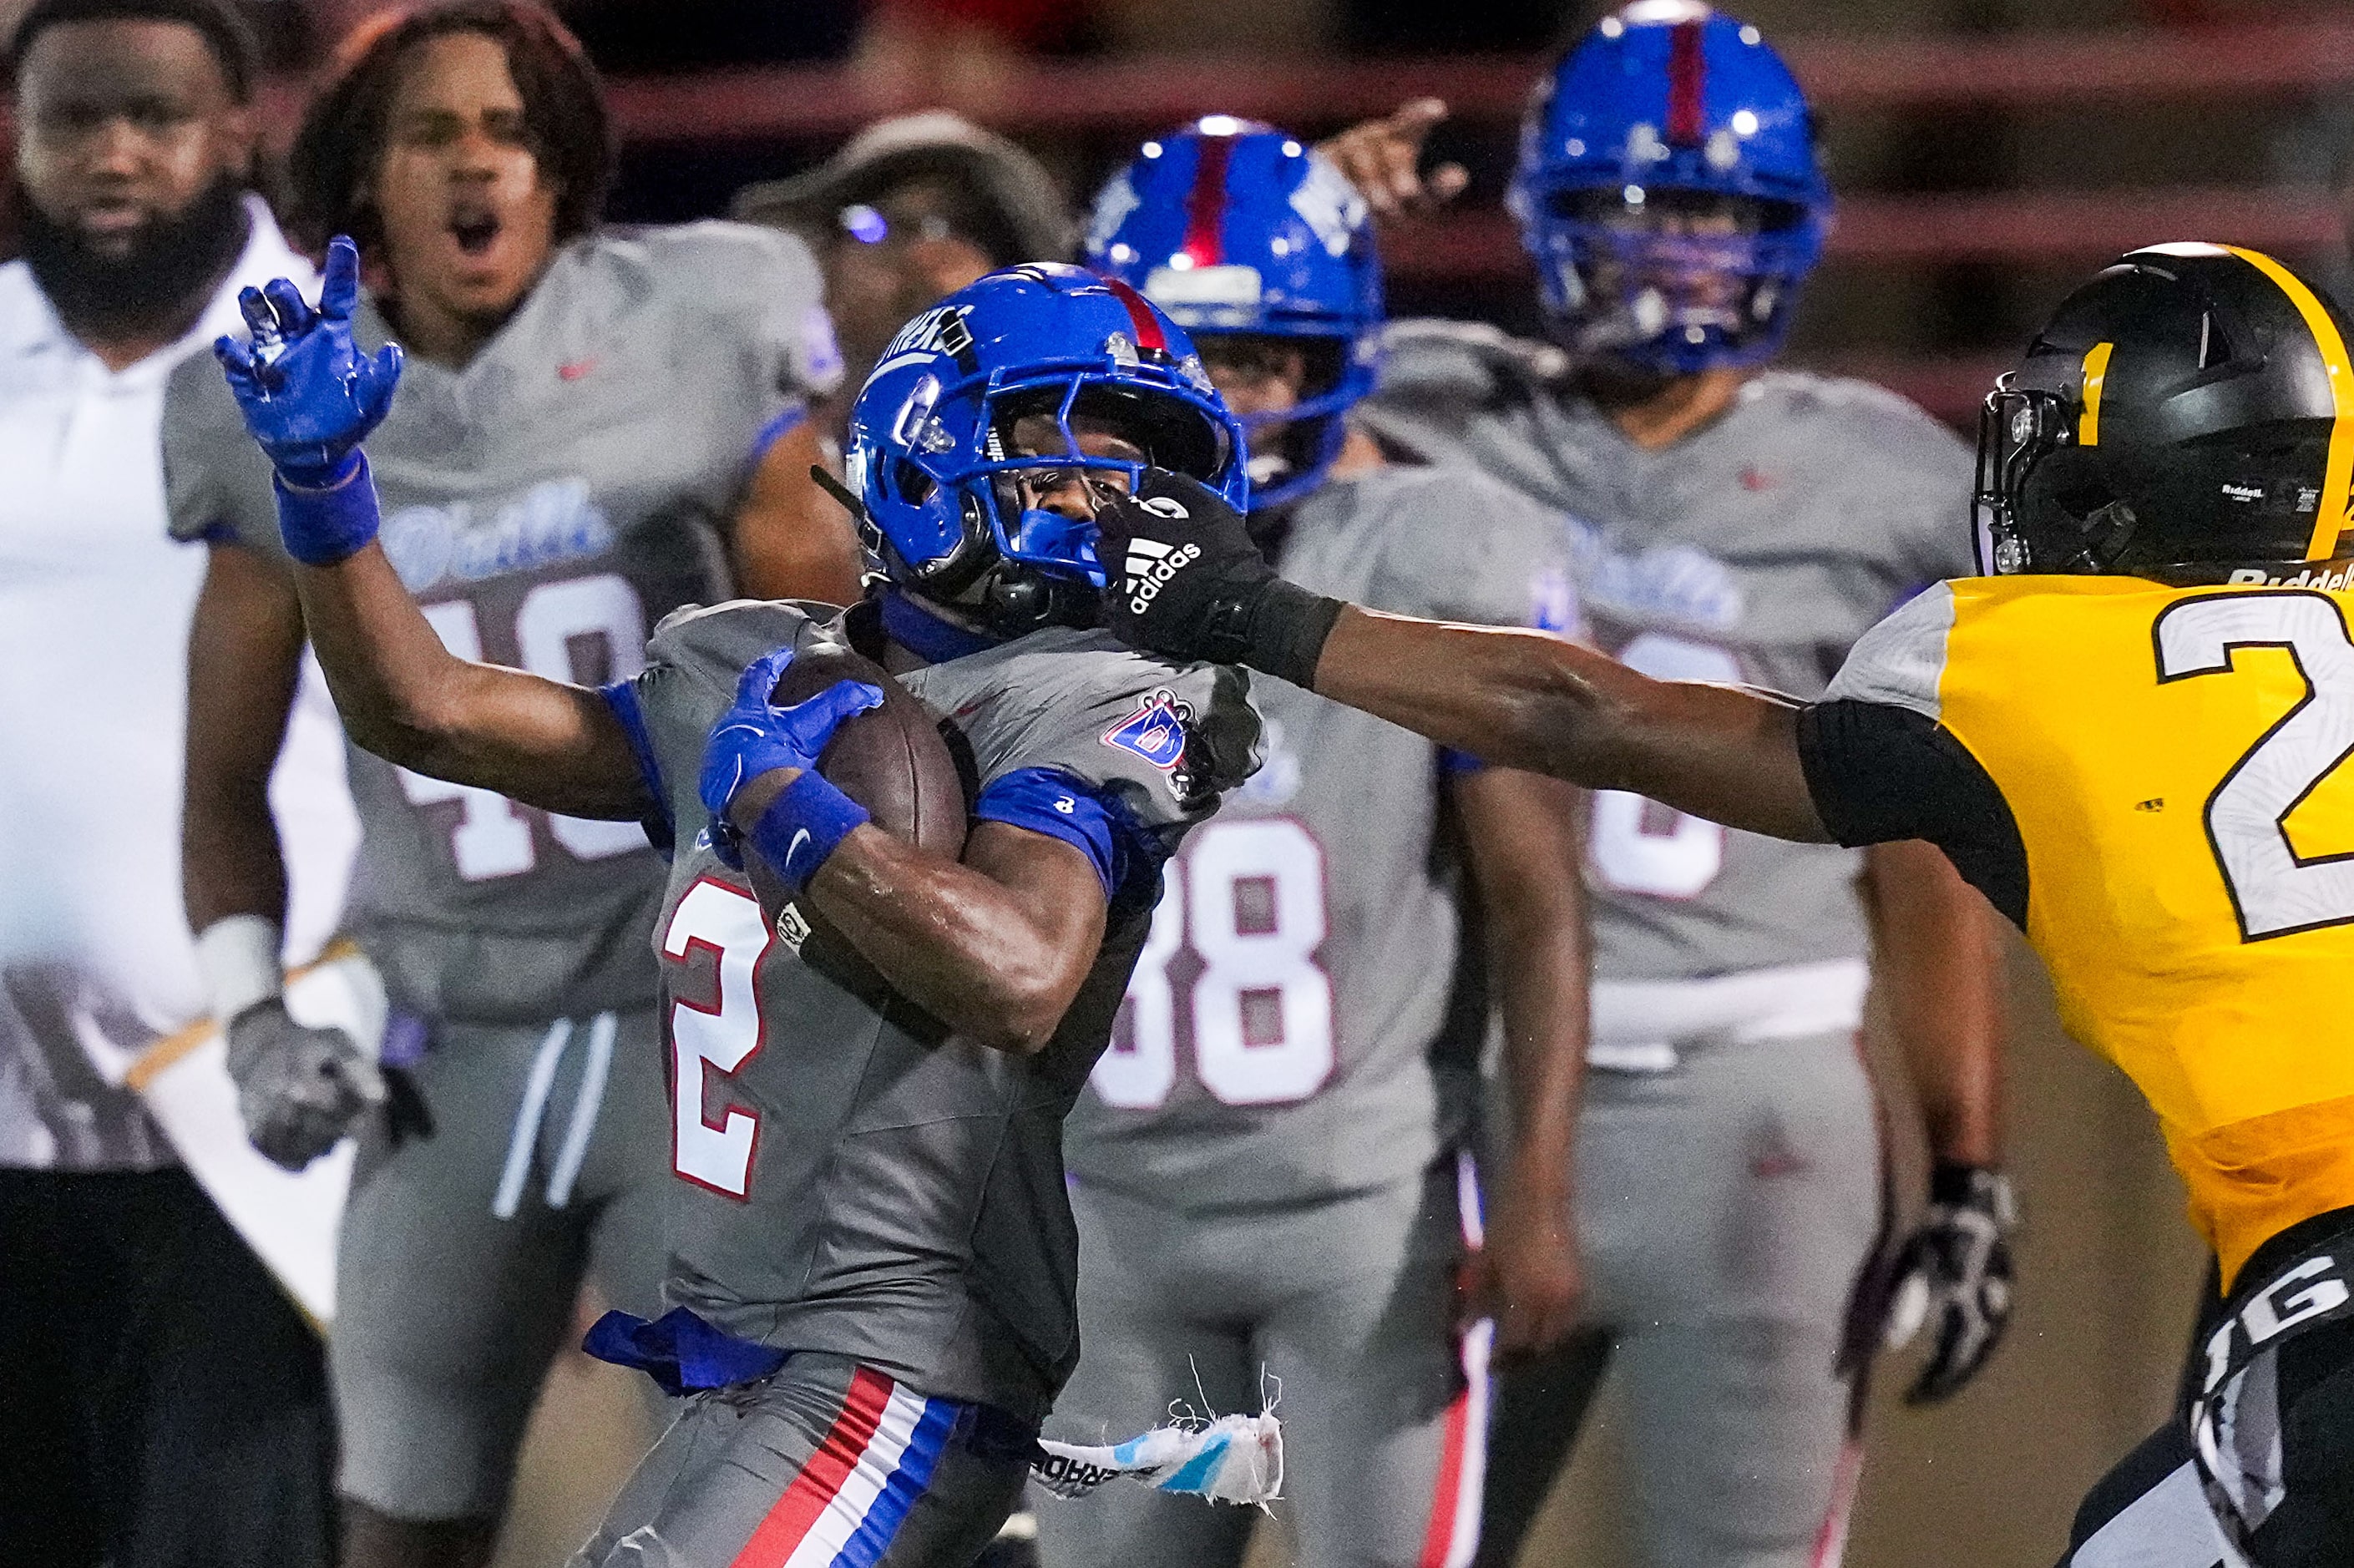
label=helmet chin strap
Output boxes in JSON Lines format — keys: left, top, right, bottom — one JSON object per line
{"left": 878, "top": 586, "right": 1006, "bottom": 663}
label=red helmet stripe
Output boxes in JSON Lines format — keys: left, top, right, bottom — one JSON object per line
{"left": 1100, "top": 275, "right": 1169, "bottom": 354}
{"left": 1180, "top": 133, "right": 1233, "bottom": 268}
{"left": 1667, "top": 19, "right": 1706, "bottom": 147}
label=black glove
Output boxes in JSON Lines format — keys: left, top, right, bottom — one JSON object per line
{"left": 224, "top": 999, "right": 385, "bottom": 1171}
{"left": 1882, "top": 1161, "right": 2018, "bottom": 1404}
{"left": 1091, "top": 469, "right": 1344, "bottom": 685}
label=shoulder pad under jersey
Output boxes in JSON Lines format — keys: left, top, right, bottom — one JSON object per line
{"left": 1374, "top": 319, "right": 1568, "bottom": 407}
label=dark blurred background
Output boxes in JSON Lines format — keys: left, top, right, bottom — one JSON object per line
{"left": 8, "top": 0, "right": 2353, "bottom": 427}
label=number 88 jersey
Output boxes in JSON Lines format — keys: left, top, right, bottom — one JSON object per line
{"left": 1805, "top": 574, "right": 2354, "bottom": 1287}
{"left": 1065, "top": 465, "right": 1578, "bottom": 1211}
{"left": 164, "top": 224, "right": 839, "bottom": 1024}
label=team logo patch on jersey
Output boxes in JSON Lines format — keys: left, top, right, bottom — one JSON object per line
{"left": 1102, "top": 688, "right": 1192, "bottom": 771}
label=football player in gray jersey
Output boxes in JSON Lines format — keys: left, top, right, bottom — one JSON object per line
{"left": 1321, "top": 8, "right": 2013, "bottom": 1565}
{"left": 163, "top": 7, "right": 861, "bottom": 1564}
{"left": 1043, "top": 123, "right": 1587, "bottom": 1568}
{"left": 209, "top": 253, "right": 1262, "bottom": 1566}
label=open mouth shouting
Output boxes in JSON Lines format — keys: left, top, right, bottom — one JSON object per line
{"left": 448, "top": 204, "right": 502, "bottom": 258}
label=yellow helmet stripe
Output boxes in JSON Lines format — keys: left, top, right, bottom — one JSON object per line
{"left": 2078, "top": 341, "right": 2114, "bottom": 447}
{"left": 2227, "top": 245, "right": 2354, "bottom": 560}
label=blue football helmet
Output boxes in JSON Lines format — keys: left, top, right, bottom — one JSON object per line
{"left": 846, "top": 263, "right": 1248, "bottom": 636}
{"left": 1086, "top": 117, "right": 1383, "bottom": 508}
{"left": 1511, "top": 1, "right": 1830, "bottom": 375}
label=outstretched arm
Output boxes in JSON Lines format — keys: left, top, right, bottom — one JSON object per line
{"left": 1095, "top": 471, "right": 1830, "bottom": 842}
{"left": 215, "top": 238, "right": 651, "bottom": 821}
{"left": 291, "top": 536, "right": 650, "bottom": 819}
{"left": 1316, "top": 609, "right": 1830, "bottom": 841}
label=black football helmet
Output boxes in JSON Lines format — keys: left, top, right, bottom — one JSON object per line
{"left": 1975, "top": 243, "right": 2354, "bottom": 582}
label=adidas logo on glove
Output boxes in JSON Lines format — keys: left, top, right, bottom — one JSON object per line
{"left": 1124, "top": 535, "right": 1202, "bottom": 615}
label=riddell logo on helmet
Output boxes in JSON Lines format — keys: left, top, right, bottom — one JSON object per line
{"left": 1124, "top": 536, "right": 1201, "bottom": 613}
{"left": 2228, "top": 564, "right": 2354, "bottom": 590}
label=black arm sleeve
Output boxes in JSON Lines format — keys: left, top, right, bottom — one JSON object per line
{"left": 1795, "top": 699, "right": 2030, "bottom": 930}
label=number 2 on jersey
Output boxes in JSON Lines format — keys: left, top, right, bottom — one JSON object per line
{"left": 1095, "top": 817, "right": 1334, "bottom": 1110}
{"left": 661, "top": 878, "right": 770, "bottom": 1199}
{"left": 397, "top": 574, "right": 650, "bottom": 879}
{"left": 2155, "top": 592, "right": 2354, "bottom": 941}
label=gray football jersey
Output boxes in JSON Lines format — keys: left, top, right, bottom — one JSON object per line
{"left": 165, "top": 222, "right": 838, "bottom": 1022}
{"left": 624, "top": 599, "right": 1259, "bottom": 1424}
{"left": 1356, "top": 321, "right": 1975, "bottom": 981}
{"left": 1065, "top": 464, "right": 1577, "bottom": 1210}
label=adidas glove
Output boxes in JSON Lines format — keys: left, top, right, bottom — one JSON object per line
{"left": 1883, "top": 1161, "right": 2019, "bottom": 1404}
{"left": 1092, "top": 470, "right": 1344, "bottom": 687}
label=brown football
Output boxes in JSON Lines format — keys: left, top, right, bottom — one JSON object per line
{"left": 743, "top": 643, "right": 969, "bottom": 983}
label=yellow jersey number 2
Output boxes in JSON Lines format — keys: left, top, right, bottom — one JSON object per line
{"left": 2154, "top": 590, "right": 2354, "bottom": 942}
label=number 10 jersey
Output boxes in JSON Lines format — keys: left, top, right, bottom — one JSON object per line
{"left": 1356, "top": 323, "right": 1978, "bottom": 985}
{"left": 164, "top": 224, "right": 838, "bottom": 1023}
{"left": 1804, "top": 574, "right": 2354, "bottom": 1285}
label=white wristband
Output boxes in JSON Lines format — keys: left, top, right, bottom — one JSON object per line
{"left": 195, "top": 914, "right": 285, "bottom": 1024}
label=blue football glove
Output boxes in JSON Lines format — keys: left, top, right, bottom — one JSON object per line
{"left": 697, "top": 645, "right": 883, "bottom": 884}
{"left": 215, "top": 235, "right": 403, "bottom": 488}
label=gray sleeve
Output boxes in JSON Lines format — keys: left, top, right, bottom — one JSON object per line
{"left": 1356, "top": 319, "right": 1557, "bottom": 466}
{"left": 1368, "top": 469, "right": 1581, "bottom": 634}
{"left": 990, "top": 658, "right": 1263, "bottom": 854}
{"left": 672, "top": 221, "right": 843, "bottom": 409}
{"left": 625, "top": 599, "right": 825, "bottom": 834}
{"left": 161, "top": 350, "right": 285, "bottom": 556}
{"left": 1822, "top": 582, "right": 1955, "bottom": 720}
{"left": 1848, "top": 384, "right": 1978, "bottom": 591}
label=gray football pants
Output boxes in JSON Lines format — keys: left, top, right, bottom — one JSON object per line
{"left": 1476, "top": 1027, "right": 1881, "bottom": 1568}
{"left": 1035, "top": 1161, "right": 1480, "bottom": 1568}
{"left": 571, "top": 1354, "right": 1032, "bottom": 1568}
{"left": 333, "top": 1005, "right": 669, "bottom": 1521}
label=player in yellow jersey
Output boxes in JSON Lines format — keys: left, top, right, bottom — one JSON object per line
{"left": 1083, "top": 240, "right": 2354, "bottom": 1564}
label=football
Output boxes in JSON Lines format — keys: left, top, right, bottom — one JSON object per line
{"left": 744, "top": 643, "right": 969, "bottom": 981}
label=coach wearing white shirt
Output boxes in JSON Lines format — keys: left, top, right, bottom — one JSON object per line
{"left": 0, "top": 3, "right": 355, "bottom": 1564}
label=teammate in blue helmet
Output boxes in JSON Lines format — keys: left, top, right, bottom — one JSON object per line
{"left": 1083, "top": 117, "right": 1382, "bottom": 508}
{"left": 845, "top": 260, "right": 1247, "bottom": 640}
{"left": 208, "top": 240, "right": 1269, "bottom": 1567}
{"left": 1036, "top": 119, "right": 1592, "bottom": 1568}
{"left": 1324, "top": 7, "right": 2012, "bottom": 1566}
{"left": 1511, "top": 3, "right": 1828, "bottom": 375}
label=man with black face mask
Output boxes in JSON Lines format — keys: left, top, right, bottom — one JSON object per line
{"left": 0, "top": 2, "right": 354, "bottom": 1564}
